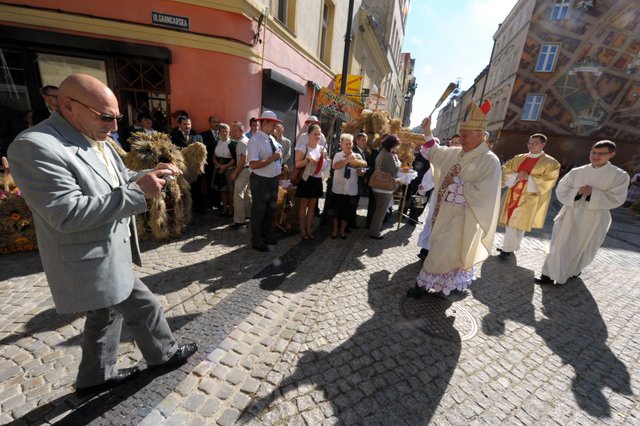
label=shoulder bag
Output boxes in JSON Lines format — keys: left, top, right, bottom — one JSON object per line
{"left": 368, "top": 151, "right": 396, "bottom": 191}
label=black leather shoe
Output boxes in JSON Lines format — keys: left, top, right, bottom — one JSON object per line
{"left": 534, "top": 274, "right": 555, "bottom": 285}
{"left": 407, "top": 283, "right": 428, "bottom": 299}
{"left": 75, "top": 367, "right": 141, "bottom": 397}
{"left": 369, "top": 235, "right": 384, "bottom": 240}
{"left": 498, "top": 250, "right": 511, "bottom": 260}
{"left": 252, "top": 244, "right": 269, "bottom": 252}
{"left": 570, "top": 272, "right": 581, "bottom": 279}
{"left": 417, "top": 249, "right": 429, "bottom": 260}
{"left": 230, "top": 222, "right": 246, "bottom": 230}
{"left": 150, "top": 343, "right": 197, "bottom": 371}
{"left": 264, "top": 237, "right": 278, "bottom": 245}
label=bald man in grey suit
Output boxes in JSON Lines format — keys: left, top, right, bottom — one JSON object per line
{"left": 8, "top": 74, "right": 197, "bottom": 396}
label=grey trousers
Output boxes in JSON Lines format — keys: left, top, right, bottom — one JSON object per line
{"left": 76, "top": 277, "right": 178, "bottom": 387}
{"left": 249, "top": 173, "right": 279, "bottom": 246}
{"left": 233, "top": 167, "right": 252, "bottom": 224}
{"left": 369, "top": 191, "right": 393, "bottom": 237}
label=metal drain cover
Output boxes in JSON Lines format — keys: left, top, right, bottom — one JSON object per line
{"left": 400, "top": 295, "right": 477, "bottom": 341}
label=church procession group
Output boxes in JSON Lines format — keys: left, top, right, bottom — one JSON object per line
{"left": 407, "top": 99, "right": 630, "bottom": 298}
{"left": 4, "top": 72, "right": 631, "bottom": 398}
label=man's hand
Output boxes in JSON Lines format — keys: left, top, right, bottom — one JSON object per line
{"left": 137, "top": 169, "right": 172, "bottom": 198}
{"left": 421, "top": 116, "right": 432, "bottom": 135}
{"left": 230, "top": 172, "right": 238, "bottom": 182}
{"left": 444, "top": 175, "right": 455, "bottom": 187}
{"left": 272, "top": 150, "right": 283, "bottom": 161}
{"left": 517, "top": 171, "right": 529, "bottom": 181}
{"left": 578, "top": 185, "right": 592, "bottom": 196}
{"left": 154, "top": 162, "right": 182, "bottom": 177}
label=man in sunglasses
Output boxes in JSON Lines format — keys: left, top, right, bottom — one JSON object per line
{"left": 7, "top": 73, "right": 197, "bottom": 397}
{"left": 535, "top": 140, "right": 629, "bottom": 285}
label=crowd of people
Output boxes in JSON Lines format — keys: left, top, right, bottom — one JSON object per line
{"left": 2, "top": 73, "right": 635, "bottom": 398}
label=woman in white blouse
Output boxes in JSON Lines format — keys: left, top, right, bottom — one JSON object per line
{"left": 212, "top": 123, "right": 236, "bottom": 217}
{"left": 331, "top": 134, "right": 365, "bottom": 239}
{"left": 294, "top": 123, "right": 328, "bottom": 239}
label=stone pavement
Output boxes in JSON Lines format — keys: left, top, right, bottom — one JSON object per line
{"left": 1, "top": 200, "right": 639, "bottom": 425}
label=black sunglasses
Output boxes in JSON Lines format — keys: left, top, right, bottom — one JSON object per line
{"left": 69, "top": 97, "right": 124, "bottom": 122}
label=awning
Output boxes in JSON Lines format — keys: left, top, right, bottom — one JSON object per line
{"left": 263, "top": 69, "right": 305, "bottom": 95}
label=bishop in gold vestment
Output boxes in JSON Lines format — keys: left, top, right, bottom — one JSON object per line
{"left": 409, "top": 101, "right": 501, "bottom": 297}
{"left": 498, "top": 134, "right": 560, "bottom": 258}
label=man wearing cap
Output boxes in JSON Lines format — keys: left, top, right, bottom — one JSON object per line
{"left": 497, "top": 133, "right": 560, "bottom": 260}
{"left": 408, "top": 101, "right": 501, "bottom": 297}
{"left": 247, "top": 111, "right": 283, "bottom": 252}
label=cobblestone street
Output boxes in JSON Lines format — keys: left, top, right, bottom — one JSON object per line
{"left": 1, "top": 201, "right": 639, "bottom": 425}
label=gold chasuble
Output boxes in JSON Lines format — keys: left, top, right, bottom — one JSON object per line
{"left": 499, "top": 153, "right": 560, "bottom": 232}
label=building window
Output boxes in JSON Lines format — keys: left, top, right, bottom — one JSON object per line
{"left": 535, "top": 44, "right": 560, "bottom": 72}
{"left": 550, "top": 0, "right": 571, "bottom": 20}
{"left": 319, "top": 1, "right": 334, "bottom": 64}
{"left": 276, "top": 0, "right": 288, "bottom": 23}
{"left": 37, "top": 53, "right": 107, "bottom": 86}
{"left": 522, "top": 94, "right": 544, "bottom": 121}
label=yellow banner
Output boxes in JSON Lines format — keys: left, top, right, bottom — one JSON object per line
{"left": 335, "top": 74, "right": 363, "bottom": 96}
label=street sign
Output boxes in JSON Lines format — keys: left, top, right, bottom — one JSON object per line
{"left": 334, "top": 74, "right": 363, "bottom": 96}
{"left": 152, "top": 12, "right": 190, "bottom": 31}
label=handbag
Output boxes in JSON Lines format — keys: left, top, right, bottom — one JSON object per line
{"left": 289, "top": 165, "right": 304, "bottom": 185}
{"left": 368, "top": 169, "right": 396, "bottom": 190}
{"left": 368, "top": 151, "right": 396, "bottom": 191}
{"left": 289, "top": 146, "right": 308, "bottom": 185}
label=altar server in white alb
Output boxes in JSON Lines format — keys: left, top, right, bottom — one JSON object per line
{"left": 535, "top": 140, "right": 629, "bottom": 285}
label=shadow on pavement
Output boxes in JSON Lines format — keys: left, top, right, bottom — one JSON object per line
{"left": 472, "top": 255, "right": 537, "bottom": 336}
{"left": 239, "top": 266, "right": 460, "bottom": 424}
{"left": 0, "top": 308, "right": 81, "bottom": 347}
{"left": 9, "top": 313, "right": 202, "bottom": 425}
{"left": 473, "top": 257, "right": 632, "bottom": 419}
{"left": 0, "top": 250, "right": 43, "bottom": 280}
{"left": 536, "top": 279, "right": 632, "bottom": 418}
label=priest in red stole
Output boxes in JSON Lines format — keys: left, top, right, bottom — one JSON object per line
{"left": 497, "top": 133, "right": 560, "bottom": 259}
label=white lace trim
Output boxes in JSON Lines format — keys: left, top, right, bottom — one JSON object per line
{"left": 416, "top": 266, "right": 476, "bottom": 296}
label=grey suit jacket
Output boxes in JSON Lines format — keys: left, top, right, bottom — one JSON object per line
{"left": 8, "top": 112, "right": 148, "bottom": 314}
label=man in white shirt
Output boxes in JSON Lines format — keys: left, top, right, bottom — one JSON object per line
{"left": 247, "top": 111, "right": 283, "bottom": 252}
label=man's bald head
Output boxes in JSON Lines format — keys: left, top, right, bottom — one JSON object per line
{"left": 58, "top": 73, "right": 120, "bottom": 141}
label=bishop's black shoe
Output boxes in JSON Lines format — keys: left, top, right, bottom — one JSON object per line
{"left": 498, "top": 249, "right": 512, "bottom": 260}
{"left": 407, "top": 283, "right": 429, "bottom": 299}
{"left": 417, "top": 249, "right": 429, "bottom": 260}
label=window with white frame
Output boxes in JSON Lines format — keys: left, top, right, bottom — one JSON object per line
{"left": 535, "top": 44, "right": 560, "bottom": 72}
{"left": 550, "top": 0, "right": 571, "bottom": 20}
{"left": 522, "top": 94, "right": 544, "bottom": 121}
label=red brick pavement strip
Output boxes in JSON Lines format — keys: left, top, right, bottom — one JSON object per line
{"left": 1, "top": 207, "right": 639, "bottom": 424}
